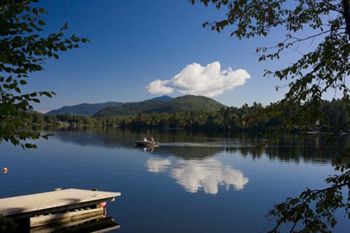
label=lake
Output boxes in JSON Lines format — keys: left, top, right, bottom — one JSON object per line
{"left": 0, "top": 129, "right": 349, "bottom": 232}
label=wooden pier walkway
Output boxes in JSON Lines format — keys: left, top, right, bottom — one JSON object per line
{"left": 0, "top": 189, "right": 121, "bottom": 232}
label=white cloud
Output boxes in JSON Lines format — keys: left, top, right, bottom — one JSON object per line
{"left": 145, "top": 158, "right": 249, "bottom": 194}
{"left": 146, "top": 80, "right": 174, "bottom": 95}
{"left": 146, "top": 61, "right": 250, "bottom": 97}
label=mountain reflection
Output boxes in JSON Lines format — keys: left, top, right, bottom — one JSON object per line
{"left": 146, "top": 158, "right": 249, "bottom": 194}
{"left": 51, "top": 128, "right": 350, "bottom": 164}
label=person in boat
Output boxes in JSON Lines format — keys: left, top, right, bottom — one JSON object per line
{"left": 144, "top": 137, "right": 147, "bottom": 142}
{"left": 150, "top": 137, "right": 155, "bottom": 143}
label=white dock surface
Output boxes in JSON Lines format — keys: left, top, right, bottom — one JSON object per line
{"left": 0, "top": 189, "right": 121, "bottom": 216}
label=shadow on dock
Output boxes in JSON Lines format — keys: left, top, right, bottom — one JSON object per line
{"left": 29, "top": 217, "right": 120, "bottom": 233}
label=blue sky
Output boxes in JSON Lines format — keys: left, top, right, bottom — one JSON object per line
{"left": 27, "top": 0, "right": 297, "bottom": 112}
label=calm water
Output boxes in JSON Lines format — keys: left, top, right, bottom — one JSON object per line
{"left": 1, "top": 129, "right": 349, "bottom": 232}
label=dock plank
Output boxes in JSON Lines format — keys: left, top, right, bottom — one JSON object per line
{"left": 0, "top": 189, "right": 121, "bottom": 217}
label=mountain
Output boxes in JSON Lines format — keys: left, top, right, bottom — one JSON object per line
{"left": 95, "top": 95, "right": 225, "bottom": 116}
{"left": 150, "top": 95, "right": 173, "bottom": 102}
{"left": 95, "top": 95, "right": 173, "bottom": 116}
{"left": 46, "top": 102, "right": 123, "bottom": 116}
{"left": 145, "top": 95, "right": 225, "bottom": 113}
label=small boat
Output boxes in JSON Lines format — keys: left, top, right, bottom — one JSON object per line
{"left": 135, "top": 137, "right": 159, "bottom": 148}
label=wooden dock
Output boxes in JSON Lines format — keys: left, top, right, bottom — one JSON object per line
{"left": 0, "top": 188, "right": 121, "bottom": 232}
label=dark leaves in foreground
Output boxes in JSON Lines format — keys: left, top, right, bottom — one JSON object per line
{"left": 190, "top": 0, "right": 350, "bottom": 232}
{"left": 0, "top": 0, "right": 88, "bottom": 148}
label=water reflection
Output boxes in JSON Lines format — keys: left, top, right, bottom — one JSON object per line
{"left": 146, "top": 158, "right": 248, "bottom": 194}
{"left": 146, "top": 158, "right": 171, "bottom": 172}
{"left": 2, "top": 128, "right": 349, "bottom": 233}
{"left": 52, "top": 128, "right": 350, "bottom": 164}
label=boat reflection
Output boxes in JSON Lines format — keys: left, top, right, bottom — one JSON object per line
{"left": 142, "top": 147, "right": 158, "bottom": 152}
{"left": 146, "top": 158, "right": 248, "bottom": 194}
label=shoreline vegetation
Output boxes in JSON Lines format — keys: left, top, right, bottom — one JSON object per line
{"left": 28, "top": 98, "right": 350, "bottom": 134}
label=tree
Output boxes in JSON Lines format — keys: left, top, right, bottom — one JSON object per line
{"left": 0, "top": 0, "right": 88, "bottom": 148}
{"left": 190, "top": 0, "right": 350, "bottom": 232}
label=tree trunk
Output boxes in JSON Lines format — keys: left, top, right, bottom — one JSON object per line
{"left": 343, "top": 0, "right": 350, "bottom": 37}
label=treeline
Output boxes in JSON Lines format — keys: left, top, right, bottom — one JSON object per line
{"left": 29, "top": 99, "right": 350, "bottom": 133}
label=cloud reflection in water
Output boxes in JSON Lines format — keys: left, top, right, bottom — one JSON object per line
{"left": 146, "top": 158, "right": 248, "bottom": 194}
{"left": 146, "top": 158, "right": 171, "bottom": 172}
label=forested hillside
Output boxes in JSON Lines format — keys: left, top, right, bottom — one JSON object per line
{"left": 95, "top": 95, "right": 225, "bottom": 116}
